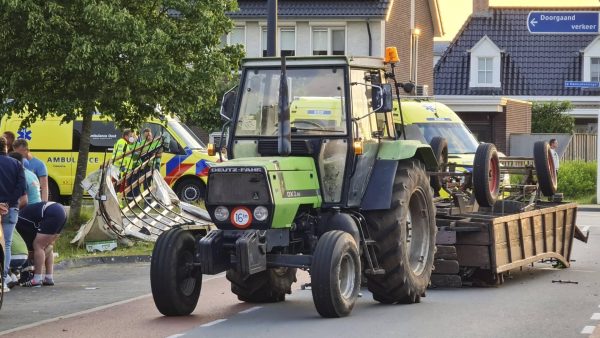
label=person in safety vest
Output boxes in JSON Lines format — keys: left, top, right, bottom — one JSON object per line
{"left": 112, "top": 129, "right": 136, "bottom": 173}
{"left": 135, "top": 128, "right": 162, "bottom": 190}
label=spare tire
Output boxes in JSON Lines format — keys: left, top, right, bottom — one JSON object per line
{"left": 533, "top": 141, "right": 558, "bottom": 197}
{"left": 473, "top": 143, "right": 500, "bottom": 207}
{"left": 429, "top": 137, "right": 448, "bottom": 195}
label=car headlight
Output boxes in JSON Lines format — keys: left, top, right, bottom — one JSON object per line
{"left": 214, "top": 206, "right": 229, "bottom": 221}
{"left": 253, "top": 206, "right": 268, "bottom": 221}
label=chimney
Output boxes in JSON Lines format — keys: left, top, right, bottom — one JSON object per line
{"left": 473, "top": 0, "right": 489, "bottom": 14}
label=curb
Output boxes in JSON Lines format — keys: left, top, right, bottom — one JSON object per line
{"left": 578, "top": 207, "right": 600, "bottom": 212}
{"left": 54, "top": 255, "right": 151, "bottom": 271}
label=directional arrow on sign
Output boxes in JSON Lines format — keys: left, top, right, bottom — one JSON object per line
{"left": 530, "top": 18, "right": 538, "bottom": 27}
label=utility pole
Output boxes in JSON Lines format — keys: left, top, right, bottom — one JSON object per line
{"left": 267, "top": 0, "right": 278, "bottom": 57}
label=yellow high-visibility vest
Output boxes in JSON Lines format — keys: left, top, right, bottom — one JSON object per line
{"left": 112, "top": 138, "right": 132, "bottom": 170}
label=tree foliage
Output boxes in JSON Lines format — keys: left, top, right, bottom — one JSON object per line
{"left": 531, "top": 101, "right": 575, "bottom": 134}
{"left": 0, "top": 0, "right": 244, "bottom": 222}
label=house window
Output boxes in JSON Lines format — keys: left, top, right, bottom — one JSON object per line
{"left": 312, "top": 28, "right": 345, "bottom": 56}
{"left": 591, "top": 57, "right": 600, "bottom": 82}
{"left": 221, "top": 26, "right": 245, "bottom": 48}
{"left": 478, "top": 57, "right": 493, "bottom": 84}
{"left": 262, "top": 27, "right": 296, "bottom": 57}
{"left": 468, "top": 36, "right": 502, "bottom": 88}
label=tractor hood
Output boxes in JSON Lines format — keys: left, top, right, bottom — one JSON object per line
{"left": 206, "top": 156, "right": 322, "bottom": 229}
{"left": 210, "top": 156, "right": 317, "bottom": 172}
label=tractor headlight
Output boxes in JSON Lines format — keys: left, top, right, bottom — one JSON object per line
{"left": 214, "top": 206, "right": 229, "bottom": 221}
{"left": 253, "top": 206, "right": 269, "bottom": 221}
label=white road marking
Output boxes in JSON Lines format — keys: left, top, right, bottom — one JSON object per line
{"left": 591, "top": 313, "right": 600, "bottom": 320}
{"left": 200, "top": 319, "right": 227, "bottom": 327}
{"left": 581, "top": 326, "right": 596, "bottom": 334}
{"left": 239, "top": 306, "right": 262, "bottom": 314}
{"left": 0, "top": 273, "right": 226, "bottom": 336}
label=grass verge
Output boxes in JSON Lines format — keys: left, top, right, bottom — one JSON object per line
{"left": 54, "top": 202, "right": 154, "bottom": 263}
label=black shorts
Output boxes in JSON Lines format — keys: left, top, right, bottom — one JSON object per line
{"left": 16, "top": 202, "right": 67, "bottom": 251}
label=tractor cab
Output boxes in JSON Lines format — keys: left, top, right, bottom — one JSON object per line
{"left": 217, "top": 56, "right": 398, "bottom": 208}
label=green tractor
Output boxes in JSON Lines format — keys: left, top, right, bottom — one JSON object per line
{"left": 150, "top": 53, "right": 440, "bottom": 318}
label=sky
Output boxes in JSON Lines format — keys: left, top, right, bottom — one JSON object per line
{"left": 437, "top": 0, "right": 600, "bottom": 41}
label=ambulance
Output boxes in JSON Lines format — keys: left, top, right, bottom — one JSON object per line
{"left": 392, "top": 100, "right": 480, "bottom": 167}
{"left": 0, "top": 114, "right": 217, "bottom": 203}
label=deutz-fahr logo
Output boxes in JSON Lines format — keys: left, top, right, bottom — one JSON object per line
{"left": 210, "top": 167, "right": 263, "bottom": 173}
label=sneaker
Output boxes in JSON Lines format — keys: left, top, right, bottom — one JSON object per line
{"left": 43, "top": 279, "right": 55, "bottom": 286}
{"left": 2, "top": 284, "right": 9, "bottom": 293}
{"left": 22, "top": 279, "right": 42, "bottom": 288}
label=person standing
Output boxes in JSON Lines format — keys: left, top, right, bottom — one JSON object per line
{"left": 111, "top": 129, "right": 135, "bottom": 173}
{"left": 15, "top": 202, "right": 67, "bottom": 287}
{"left": 13, "top": 139, "right": 48, "bottom": 202}
{"left": 8, "top": 152, "right": 42, "bottom": 204}
{"left": 0, "top": 136, "right": 27, "bottom": 292}
{"left": 2, "top": 131, "right": 16, "bottom": 153}
{"left": 549, "top": 138, "right": 560, "bottom": 174}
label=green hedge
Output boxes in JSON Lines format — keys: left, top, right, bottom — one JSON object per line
{"left": 558, "top": 161, "right": 597, "bottom": 199}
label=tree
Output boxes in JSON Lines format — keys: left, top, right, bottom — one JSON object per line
{"left": 0, "top": 0, "right": 244, "bottom": 224}
{"left": 185, "top": 74, "right": 239, "bottom": 133}
{"left": 531, "top": 101, "right": 575, "bottom": 134}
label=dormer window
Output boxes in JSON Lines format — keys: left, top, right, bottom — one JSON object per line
{"left": 469, "top": 36, "right": 502, "bottom": 88}
{"left": 583, "top": 37, "right": 600, "bottom": 82}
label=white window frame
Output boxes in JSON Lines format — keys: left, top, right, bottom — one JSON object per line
{"left": 224, "top": 26, "right": 246, "bottom": 51}
{"left": 311, "top": 27, "right": 347, "bottom": 56}
{"left": 477, "top": 57, "right": 493, "bottom": 84}
{"left": 468, "top": 35, "right": 502, "bottom": 88}
{"left": 259, "top": 26, "right": 297, "bottom": 57}
{"left": 582, "top": 36, "right": 600, "bottom": 82}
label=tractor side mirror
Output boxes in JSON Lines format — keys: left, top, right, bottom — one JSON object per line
{"left": 372, "top": 83, "right": 393, "bottom": 113}
{"left": 220, "top": 86, "right": 238, "bottom": 122}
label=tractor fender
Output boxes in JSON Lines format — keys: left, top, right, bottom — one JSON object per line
{"left": 360, "top": 141, "right": 436, "bottom": 211}
{"left": 320, "top": 211, "right": 360, "bottom": 245}
{"left": 375, "top": 140, "right": 438, "bottom": 171}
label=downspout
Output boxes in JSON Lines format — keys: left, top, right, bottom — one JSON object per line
{"left": 366, "top": 20, "right": 372, "bottom": 56}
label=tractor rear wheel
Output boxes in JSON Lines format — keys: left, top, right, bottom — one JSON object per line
{"left": 364, "top": 160, "right": 436, "bottom": 304}
{"left": 533, "top": 141, "right": 558, "bottom": 197}
{"left": 151, "top": 228, "right": 202, "bottom": 316}
{"left": 227, "top": 267, "right": 297, "bottom": 303}
{"left": 311, "top": 230, "right": 361, "bottom": 318}
{"left": 429, "top": 137, "right": 448, "bottom": 195}
{"left": 473, "top": 143, "right": 500, "bottom": 207}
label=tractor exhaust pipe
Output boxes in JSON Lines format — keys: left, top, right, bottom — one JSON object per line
{"left": 278, "top": 56, "right": 291, "bottom": 156}
{"left": 267, "top": 0, "right": 277, "bottom": 57}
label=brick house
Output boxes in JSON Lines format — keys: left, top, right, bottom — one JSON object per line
{"left": 435, "top": 3, "right": 600, "bottom": 152}
{"left": 226, "top": 0, "right": 444, "bottom": 90}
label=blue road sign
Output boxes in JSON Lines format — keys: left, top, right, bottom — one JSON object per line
{"left": 528, "top": 11, "right": 599, "bottom": 34}
{"left": 564, "top": 81, "right": 600, "bottom": 88}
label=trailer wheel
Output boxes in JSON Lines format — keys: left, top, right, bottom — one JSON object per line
{"left": 429, "top": 137, "right": 448, "bottom": 194}
{"left": 311, "top": 230, "right": 361, "bottom": 318}
{"left": 151, "top": 228, "right": 202, "bottom": 316}
{"left": 364, "top": 160, "right": 436, "bottom": 304}
{"left": 533, "top": 141, "right": 558, "bottom": 197}
{"left": 227, "top": 267, "right": 297, "bottom": 303}
{"left": 473, "top": 143, "right": 500, "bottom": 207}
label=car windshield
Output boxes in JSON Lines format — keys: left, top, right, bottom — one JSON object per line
{"left": 415, "top": 122, "right": 479, "bottom": 154}
{"left": 235, "top": 67, "right": 347, "bottom": 136}
{"left": 167, "top": 120, "right": 206, "bottom": 150}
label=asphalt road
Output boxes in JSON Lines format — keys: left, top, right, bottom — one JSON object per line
{"left": 1, "top": 210, "right": 599, "bottom": 338}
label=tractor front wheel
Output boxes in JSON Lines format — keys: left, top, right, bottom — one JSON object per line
{"left": 311, "top": 230, "right": 361, "bottom": 318}
{"left": 227, "top": 267, "right": 297, "bottom": 303}
{"left": 151, "top": 228, "right": 202, "bottom": 316}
